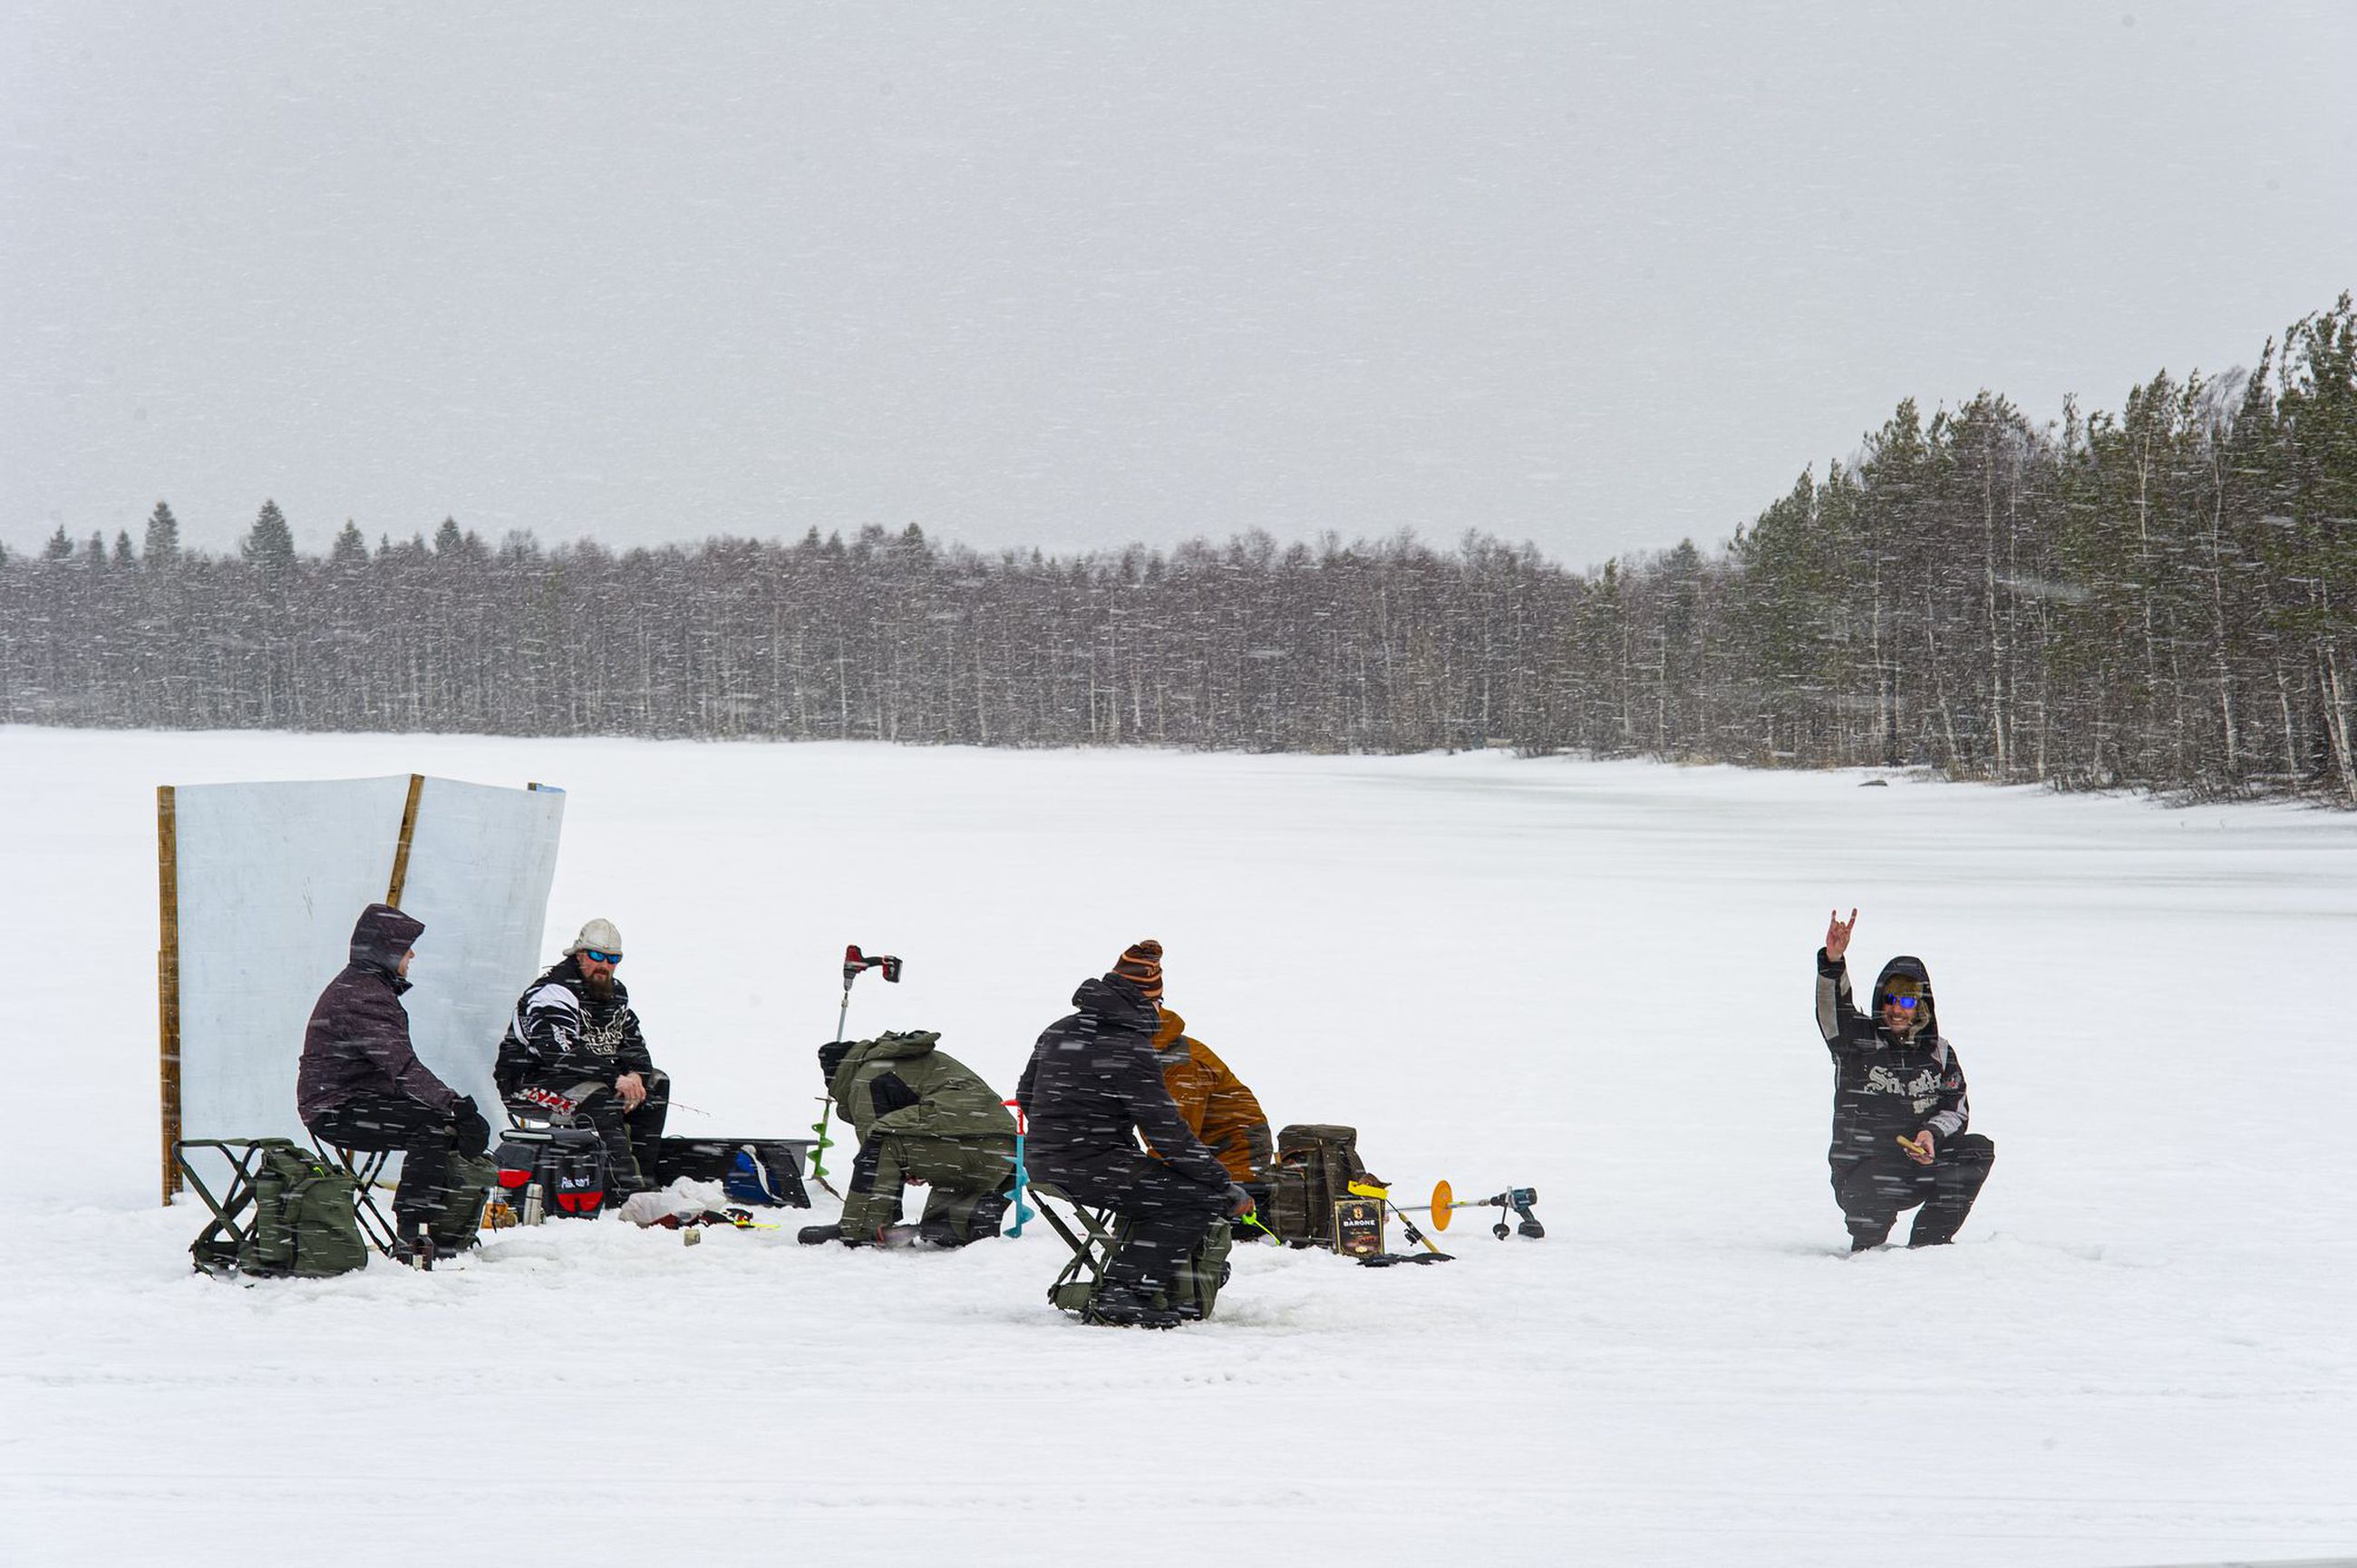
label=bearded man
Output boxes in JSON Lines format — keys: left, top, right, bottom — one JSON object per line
{"left": 496, "top": 917, "right": 670, "bottom": 1199}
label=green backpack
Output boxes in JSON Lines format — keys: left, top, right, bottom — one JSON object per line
{"left": 1166, "top": 1220, "right": 1233, "bottom": 1321}
{"left": 1266, "top": 1124, "right": 1375, "bottom": 1248}
{"left": 228, "top": 1142, "right": 368, "bottom": 1278}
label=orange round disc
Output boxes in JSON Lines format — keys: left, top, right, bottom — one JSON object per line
{"left": 1429, "top": 1178, "right": 1453, "bottom": 1232}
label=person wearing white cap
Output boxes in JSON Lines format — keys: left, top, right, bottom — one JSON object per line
{"left": 494, "top": 917, "right": 670, "bottom": 1198}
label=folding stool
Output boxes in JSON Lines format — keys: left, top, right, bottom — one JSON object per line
{"left": 175, "top": 1137, "right": 289, "bottom": 1274}
{"left": 1026, "top": 1181, "right": 1126, "bottom": 1316}
{"left": 310, "top": 1137, "right": 400, "bottom": 1256}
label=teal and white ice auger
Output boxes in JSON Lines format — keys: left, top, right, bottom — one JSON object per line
{"left": 1004, "top": 1098, "right": 1036, "bottom": 1237}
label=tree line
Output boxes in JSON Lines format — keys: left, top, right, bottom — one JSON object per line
{"left": 5, "top": 295, "right": 2352, "bottom": 803}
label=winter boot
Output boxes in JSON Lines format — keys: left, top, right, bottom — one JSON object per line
{"left": 961, "top": 1190, "right": 1011, "bottom": 1243}
{"left": 797, "top": 1224, "right": 845, "bottom": 1246}
{"left": 1085, "top": 1286, "right": 1181, "bottom": 1330}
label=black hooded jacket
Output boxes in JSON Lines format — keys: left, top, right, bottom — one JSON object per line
{"left": 495, "top": 953, "right": 655, "bottom": 1098}
{"left": 1016, "top": 974, "right": 1231, "bottom": 1193}
{"left": 296, "top": 903, "right": 461, "bottom": 1122}
{"left": 1813, "top": 949, "right": 1973, "bottom": 1170}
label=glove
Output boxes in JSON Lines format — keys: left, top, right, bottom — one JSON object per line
{"left": 452, "top": 1096, "right": 492, "bottom": 1158}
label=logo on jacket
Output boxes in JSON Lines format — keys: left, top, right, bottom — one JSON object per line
{"left": 1864, "top": 1064, "right": 1942, "bottom": 1105}
{"left": 582, "top": 1011, "right": 635, "bottom": 1058}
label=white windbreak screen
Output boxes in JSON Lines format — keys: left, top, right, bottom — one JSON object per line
{"left": 170, "top": 776, "right": 564, "bottom": 1194}
{"left": 174, "top": 778, "right": 410, "bottom": 1148}
{"left": 397, "top": 779, "right": 566, "bottom": 1115}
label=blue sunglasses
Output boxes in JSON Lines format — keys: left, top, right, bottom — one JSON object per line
{"left": 583, "top": 949, "right": 623, "bottom": 964}
{"left": 1880, "top": 992, "right": 1920, "bottom": 1011}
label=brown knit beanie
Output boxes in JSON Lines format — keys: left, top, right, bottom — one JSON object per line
{"left": 1111, "top": 938, "right": 1164, "bottom": 1001}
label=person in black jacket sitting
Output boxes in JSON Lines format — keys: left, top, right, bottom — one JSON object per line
{"left": 297, "top": 903, "right": 491, "bottom": 1262}
{"left": 1814, "top": 909, "right": 1997, "bottom": 1252}
{"left": 495, "top": 917, "right": 670, "bottom": 1199}
{"left": 1017, "top": 940, "right": 1253, "bottom": 1327}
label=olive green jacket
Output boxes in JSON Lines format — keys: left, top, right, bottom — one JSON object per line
{"left": 825, "top": 1031, "right": 1018, "bottom": 1144}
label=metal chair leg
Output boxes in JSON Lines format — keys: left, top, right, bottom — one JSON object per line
{"left": 312, "top": 1139, "right": 402, "bottom": 1257}
{"left": 176, "top": 1137, "right": 285, "bottom": 1274}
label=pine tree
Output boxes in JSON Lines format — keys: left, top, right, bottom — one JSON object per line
{"left": 242, "top": 500, "right": 296, "bottom": 574}
{"left": 112, "top": 530, "right": 136, "bottom": 566}
{"left": 143, "top": 501, "right": 181, "bottom": 566}
{"left": 331, "top": 519, "right": 368, "bottom": 567}
{"left": 434, "top": 517, "right": 463, "bottom": 555}
{"left": 2276, "top": 293, "right": 2357, "bottom": 799}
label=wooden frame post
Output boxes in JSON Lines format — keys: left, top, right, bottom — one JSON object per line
{"left": 386, "top": 773, "right": 425, "bottom": 906}
{"left": 158, "top": 786, "right": 182, "bottom": 1205}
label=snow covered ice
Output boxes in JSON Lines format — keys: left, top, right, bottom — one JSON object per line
{"left": 4, "top": 727, "right": 2353, "bottom": 1565}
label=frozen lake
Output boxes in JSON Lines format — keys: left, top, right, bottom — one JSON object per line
{"left": 3, "top": 727, "right": 2352, "bottom": 1565}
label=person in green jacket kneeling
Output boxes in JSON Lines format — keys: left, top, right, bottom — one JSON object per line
{"left": 799, "top": 1031, "right": 1018, "bottom": 1248}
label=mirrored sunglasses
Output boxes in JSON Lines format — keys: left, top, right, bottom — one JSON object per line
{"left": 583, "top": 949, "right": 624, "bottom": 964}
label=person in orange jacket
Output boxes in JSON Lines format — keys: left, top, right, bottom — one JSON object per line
{"left": 1151, "top": 998, "right": 1275, "bottom": 1201}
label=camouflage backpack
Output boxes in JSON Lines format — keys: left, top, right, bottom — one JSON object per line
{"left": 1266, "top": 1124, "right": 1379, "bottom": 1248}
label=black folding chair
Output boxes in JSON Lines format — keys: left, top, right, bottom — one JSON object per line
{"left": 1027, "top": 1181, "right": 1125, "bottom": 1317}
{"left": 176, "top": 1137, "right": 292, "bottom": 1274}
{"left": 1028, "top": 1180, "right": 1235, "bottom": 1322}
{"left": 310, "top": 1138, "right": 400, "bottom": 1257}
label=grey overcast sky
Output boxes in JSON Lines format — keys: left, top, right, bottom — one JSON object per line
{"left": 4, "top": 3, "right": 2352, "bottom": 571}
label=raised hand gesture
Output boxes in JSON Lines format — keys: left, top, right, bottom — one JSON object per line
{"left": 1824, "top": 908, "right": 1858, "bottom": 963}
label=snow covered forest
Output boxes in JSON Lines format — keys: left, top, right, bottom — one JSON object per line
{"left": 6, "top": 295, "right": 2354, "bottom": 802}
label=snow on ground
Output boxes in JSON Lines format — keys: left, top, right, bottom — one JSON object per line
{"left": 3, "top": 727, "right": 2353, "bottom": 1567}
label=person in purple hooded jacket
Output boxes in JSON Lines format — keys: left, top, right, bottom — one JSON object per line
{"left": 297, "top": 903, "right": 491, "bottom": 1260}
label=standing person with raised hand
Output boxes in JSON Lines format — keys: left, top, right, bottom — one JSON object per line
{"left": 1814, "top": 909, "right": 1997, "bottom": 1252}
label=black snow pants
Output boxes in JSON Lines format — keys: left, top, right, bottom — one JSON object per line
{"left": 307, "top": 1093, "right": 461, "bottom": 1225}
{"left": 1832, "top": 1133, "right": 1996, "bottom": 1249}
{"left": 1034, "top": 1148, "right": 1231, "bottom": 1296}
